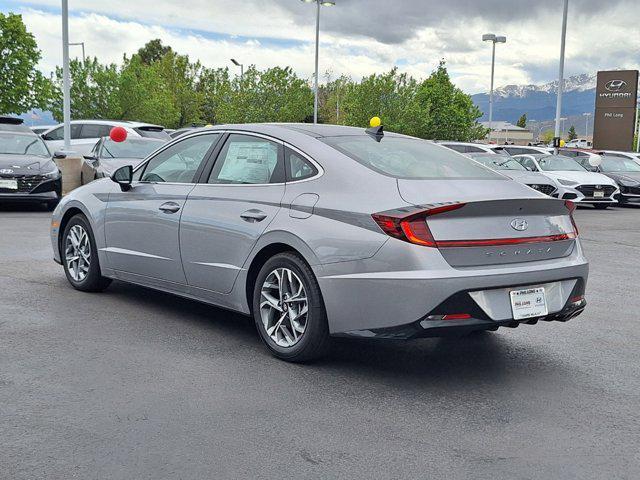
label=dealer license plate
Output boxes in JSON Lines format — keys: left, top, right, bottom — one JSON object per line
{"left": 0, "top": 179, "right": 18, "bottom": 190}
{"left": 510, "top": 287, "right": 548, "bottom": 320}
{"left": 593, "top": 191, "right": 605, "bottom": 198}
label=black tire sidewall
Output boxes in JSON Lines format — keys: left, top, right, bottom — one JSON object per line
{"left": 61, "top": 214, "right": 107, "bottom": 291}
{"left": 252, "top": 253, "right": 328, "bottom": 362}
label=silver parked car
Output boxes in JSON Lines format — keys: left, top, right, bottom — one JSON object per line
{"left": 50, "top": 124, "right": 588, "bottom": 362}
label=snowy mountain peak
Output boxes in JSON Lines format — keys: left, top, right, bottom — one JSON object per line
{"left": 492, "top": 73, "right": 597, "bottom": 98}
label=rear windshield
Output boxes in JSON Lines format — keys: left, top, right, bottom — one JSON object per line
{"left": 321, "top": 135, "right": 502, "bottom": 179}
{"left": 0, "top": 133, "right": 49, "bottom": 156}
{"left": 134, "top": 127, "right": 171, "bottom": 140}
{"left": 101, "top": 138, "right": 165, "bottom": 159}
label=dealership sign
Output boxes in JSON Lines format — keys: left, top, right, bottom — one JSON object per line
{"left": 593, "top": 70, "right": 639, "bottom": 150}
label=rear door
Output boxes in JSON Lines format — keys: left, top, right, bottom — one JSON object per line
{"left": 180, "top": 132, "right": 286, "bottom": 294}
{"left": 104, "top": 133, "right": 220, "bottom": 283}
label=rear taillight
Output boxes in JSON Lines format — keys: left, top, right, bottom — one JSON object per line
{"left": 372, "top": 203, "right": 466, "bottom": 248}
{"left": 565, "top": 200, "right": 579, "bottom": 236}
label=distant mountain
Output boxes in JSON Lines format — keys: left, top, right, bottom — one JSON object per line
{"left": 472, "top": 74, "right": 597, "bottom": 129}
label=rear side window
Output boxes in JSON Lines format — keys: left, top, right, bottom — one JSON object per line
{"left": 80, "top": 124, "right": 113, "bottom": 139}
{"left": 441, "top": 143, "right": 467, "bottom": 153}
{"left": 322, "top": 136, "right": 501, "bottom": 179}
{"left": 285, "top": 147, "right": 318, "bottom": 181}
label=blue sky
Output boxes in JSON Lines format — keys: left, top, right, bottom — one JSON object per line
{"left": 3, "top": 0, "right": 639, "bottom": 94}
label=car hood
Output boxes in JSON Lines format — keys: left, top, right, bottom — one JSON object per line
{"left": 397, "top": 178, "right": 546, "bottom": 205}
{"left": 602, "top": 172, "right": 640, "bottom": 184}
{"left": 498, "top": 170, "right": 554, "bottom": 185}
{"left": 0, "top": 154, "right": 55, "bottom": 175}
{"left": 542, "top": 170, "right": 618, "bottom": 186}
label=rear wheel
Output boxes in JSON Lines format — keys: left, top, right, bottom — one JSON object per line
{"left": 61, "top": 214, "right": 112, "bottom": 292}
{"left": 252, "top": 252, "right": 330, "bottom": 362}
{"left": 593, "top": 204, "right": 609, "bottom": 210}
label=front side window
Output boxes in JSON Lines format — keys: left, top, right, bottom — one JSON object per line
{"left": 137, "top": 134, "right": 220, "bottom": 183}
{"left": 515, "top": 157, "right": 537, "bottom": 171}
{"left": 322, "top": 136, "right": 501, "bottom": 179}
{"left": 208, "top": 134, "right": 284, "bottom": 184}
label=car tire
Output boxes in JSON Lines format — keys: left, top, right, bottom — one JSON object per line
{"left": 593, "top": 204, "right": 609, "bottom": 210}
{"left": 61, "top": 214, "right": 112, "bottom": 292}
{"left": 252, "top": 252, "right": 330, "bottom": 362}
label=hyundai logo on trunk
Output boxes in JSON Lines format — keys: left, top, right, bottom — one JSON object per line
{"left": 510, "top": 218, "right": 528, "bottom": 231}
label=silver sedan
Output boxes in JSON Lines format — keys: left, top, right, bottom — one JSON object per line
{"left": 51, "top": 124, "right": 589, "bottom": 362}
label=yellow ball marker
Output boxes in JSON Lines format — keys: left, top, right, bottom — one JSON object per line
{"left": 369, "top": 116, "right": 381, "bottom": 128}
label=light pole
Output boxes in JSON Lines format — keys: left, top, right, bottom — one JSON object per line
{"left": 560, "top": 117, "right": 568, "bottom": 137}
{"left": 61, "top": 0, "right": 71, "bottom": 151}
{"left": 583, "top": 112, "right": 591, "bottom": 137}
{"left": 554, "top": 0, "right": 569, "bottom": 153}
{"left": 230, "top": 58, "right": 244, "bottom": 81}
{"left": 301, "top": 0, "right": 335, "bottom": 124}
{"left": 482, "top": 33, "right": 506, "bottom": 143}
{"left": 69, "top": 41, "right": 85, "bottom": 61}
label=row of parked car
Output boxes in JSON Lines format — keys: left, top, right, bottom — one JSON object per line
{"left": 2, "top": 117, "right": 640, "bottom": 211}
{"left": 439, "top": 141, "right": 640, "bottom": 208}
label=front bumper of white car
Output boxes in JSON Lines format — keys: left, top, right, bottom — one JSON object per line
{"left": 555, "top": 184, "right": 619, "bottom": 204}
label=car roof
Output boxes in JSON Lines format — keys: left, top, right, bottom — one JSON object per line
{"left": 47, "top": 120, "right": 165, "bottom": 129}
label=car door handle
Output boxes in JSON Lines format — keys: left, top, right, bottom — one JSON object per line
{"left": 159, "top": 202, "right": 181, "bottom": 214}
{"left": 240, "top": 209, "right": 268, "bottom": 222}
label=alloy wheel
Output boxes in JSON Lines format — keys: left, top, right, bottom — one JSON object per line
{"left": 65, "top": 224, "right": 91, "bottom": 282}
{"left": 260, "top": 268, "right": 308, "bottom": 347}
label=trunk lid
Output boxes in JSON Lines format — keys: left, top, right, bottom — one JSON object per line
{"left": 397, "top": 179, "right": 576, "bottom": 267}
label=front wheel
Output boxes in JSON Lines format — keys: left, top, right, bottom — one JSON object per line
{"left": 61, "top": 214, "right": 112, "bottom": 292}
{"left": 252, "top": 252, "right": 330, "bottom": 362}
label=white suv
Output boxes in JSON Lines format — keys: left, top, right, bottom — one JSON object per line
{"left": 42, "top": 120, "right": 170, "bottom": 155}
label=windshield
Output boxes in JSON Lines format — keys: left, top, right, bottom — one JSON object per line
{"left": 599, "top": 156, "right": 640, "bottom": 172}
{"left": 537, "top": 155, "right": 586, "bottom": 172}
{"left": 0, "top": 133, "right": 49, "bottom": 156}
{"left": 321, "top": 135, "right": 502, "bottom": 179}
{"left": 101, "top": 138, "right": 165, "bottom": 159}
{"left": 472, "top": 155, "right": 526, "bottom": 171}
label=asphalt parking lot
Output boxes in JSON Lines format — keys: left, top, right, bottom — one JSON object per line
{"left": 1, "top": 203, "right": 639, "bottom": 479}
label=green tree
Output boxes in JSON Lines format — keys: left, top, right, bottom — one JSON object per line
{"left": 340, "top": 68, "right": 427, "bottom": 137}
{"left": 540, "top": 129, "right": 555, "bottom": 144}
{"left": 319, "top": 72, "right": 352, "bottom": 125}
{"left": 50, "top": 58, "right": 121, "bottom": 121}
{"left": 198, "top": 67, "right": 232, "bottom": 124}
{"left": 567, "top": 125, "right": 578, "bottom": 140}
{"left": 416, "top": 61, "right": 487, "bottom": 141}
{"left": 517, "top": 113, "right": 527, "bottom": 128}
{"left": 0, "top": 13, "right": 51, "bottom": 115}
{"left": 155, "top": 51, "right": 204, "bottom": 127}
{"left": 137, "top": 39, "right": 172, "bottom": 65}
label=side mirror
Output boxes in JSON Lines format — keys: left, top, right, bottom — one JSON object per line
{"left": 42, "top": 133, "right": 53, "bottom": 141}
{"left": 83, "top": 155, "right": 97, "bottom": 161}
{"left": 53, "top": 151, "right": 66, "bottom": 160}
{"left": 111, "top": 165, "right": 133, "bottom": 191}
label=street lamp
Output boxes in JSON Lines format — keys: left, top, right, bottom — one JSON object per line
{"left": 583, "top": 112, "right": 591, "bottom": 137}
{"left": 482, "top": 33, "right": 506, "bottom": 143}
{"left": 301, "top": 0, "right": 336, "bottom": 124}
{"left": 230, "top": 58, "right": 244, "bottom": 80}
{"left": 554, "top": 0, "right": 569, "bottom": 153}
{"left": 69, "top": 41, "right": 85, "bottom": 61}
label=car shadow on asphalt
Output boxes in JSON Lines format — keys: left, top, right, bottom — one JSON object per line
{"left": 0, "top": 202, "right": 52, "bottom": 212}
{"left": 107, "top": 281, "right": 561, "bottom": 386}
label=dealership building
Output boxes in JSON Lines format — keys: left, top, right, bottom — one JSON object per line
{"left": 479, "top": 121, "right": 534, "bottom": 145}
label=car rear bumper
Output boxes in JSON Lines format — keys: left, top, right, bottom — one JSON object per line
{"left": 315, "top": 239, "right": 589, "bottom": 335}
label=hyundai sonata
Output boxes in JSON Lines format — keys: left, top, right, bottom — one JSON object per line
{"left": 51, "top": 124, "right": 588, "bottom": 362}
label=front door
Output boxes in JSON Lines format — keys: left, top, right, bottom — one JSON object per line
{"left": 180, "top": 133, "right": 285, "bottom": 294}
{"left": 104, "top": 133, "right": 221, "bottom": 284}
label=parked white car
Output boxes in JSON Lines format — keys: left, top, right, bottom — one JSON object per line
{"left": 513, "top": 154, "right": 619, "bottom": 209}
{"left": 41, "top": 120, "right": 170, "bottom": 155}
{"left": 565, "top": 139, "right": 592, "bottom": 149}
{"left": 501, "top": 145, "right": 553, "bottom": 156}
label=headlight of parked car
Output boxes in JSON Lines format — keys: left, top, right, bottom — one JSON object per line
{"left": 43, "top": 168, "right": 61, "bottom": 179}
{"left": 618, "top": 177, "right": 640, "bottom": 187}
{"left": 557, "top": 178, "right": 578, "bottom": 186}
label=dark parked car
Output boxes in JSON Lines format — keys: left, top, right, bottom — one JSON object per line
{"left": 574, "top": 155, "right": 640, "bottom": 204}
{"left": 0, "top": 117, "right": 62, "bottom": 209}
